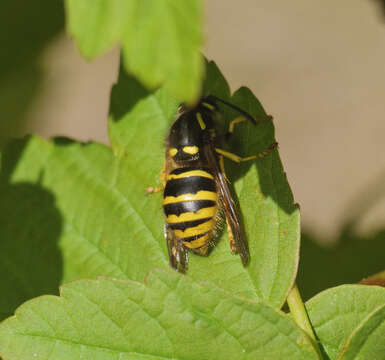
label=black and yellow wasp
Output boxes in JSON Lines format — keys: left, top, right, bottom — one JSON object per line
{"left": 156, "top": 95, "right": 277, "bottom": 273}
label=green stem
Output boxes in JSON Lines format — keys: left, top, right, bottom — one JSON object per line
{"left": 287, "top": 282, "right": 323, "bottom": 359}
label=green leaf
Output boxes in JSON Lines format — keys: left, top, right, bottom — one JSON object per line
{"left": 65, "top": 0, "right": 204, "bottom": 103}
{"left": 108, "top": 62, "right": 300, "bottom": 307}
{"left": 0, "top": 180, "right": 62, "bottom": 321}
{"left": 227, "top": 87, "right": 300, "bottom": 307}
{"left": 338, "top": 303, "right": 385, "bottom": 360}
{"left": 306, "top": 285, "right": 385, "bottom": 359}
{"left": 0, "top": 270, "right": 319, "bottom": 360}
{"left": 201, "top": 60, "right": 231, "bottom": 101}
{"left": 1, "top": 136, "right": 169, "bottom": 285}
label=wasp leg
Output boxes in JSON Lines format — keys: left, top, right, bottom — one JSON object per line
{"left": 146, "top": 163, "right": 166, "bottom": 194}
{"left": 215, "top": 142, "right": 278, "bottom": 163}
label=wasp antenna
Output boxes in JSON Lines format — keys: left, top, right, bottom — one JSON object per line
{"left": 207, "top": 95, "right": 257, "bottom": 125}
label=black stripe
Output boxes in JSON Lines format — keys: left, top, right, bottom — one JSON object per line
{"left": 180, "top": 231, "right": 211, "bottom": 242}
{"left": 170, "top": 167, "right": 212, "bottom": 175}
{"left": 168, "top": 217, "right": 213, "bottom": 231}
{"left": 164, "top": 176, "right": 216, "bottom": 197}
{"left": 163, "top": 200, "right": 216, "bottom": 216}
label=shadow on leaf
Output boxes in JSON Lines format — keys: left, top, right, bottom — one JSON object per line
{"left": 222, "top": 87, "right": 297, "bottom": 216}
{"left": 0, "top": 138, "right": 63, "bottom": 321}
{"left": 109, "top": 62, "right": 152, "bottom": 122}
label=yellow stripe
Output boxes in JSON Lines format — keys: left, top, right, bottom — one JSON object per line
{"left": 163, "top": 191, "right": 217, "bottom": 205}
{"left": 167, "top": 170, "right": 214, "bottom": 180}
{"left": 183, "top": 233, "right": 211, "bottom": 249}
{"left": 169, "top": 148, "right": 178, "bottom": 157}
{"left": 173, "top": 219, "right": 215, "bottom": 238}
{"left": 182, "top": 146, "right": 199, "bottom": 155}
{"left": 196, "top": 112, "right": 206, "bottom": 129}
{"left": 167, "top": 206, "right": 217, "bottom": 223}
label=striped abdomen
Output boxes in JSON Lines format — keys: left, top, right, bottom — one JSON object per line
{"left": 163, "top": 167, "right": 218, "bottom": 249}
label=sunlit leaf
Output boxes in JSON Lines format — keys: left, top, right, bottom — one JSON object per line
{"left": 0, "top": 270, "right": 319, "bottom": 360}
{"left": 306, "top": 284, "right": 385, "bottom": 359}
{"left": 108, "top": 62, "right": 300, "bottom": 307}
{"left": 338, "top": 303, "right": 385, "bottom": 360}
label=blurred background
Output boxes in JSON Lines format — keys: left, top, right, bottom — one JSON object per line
{"left": 1, "top": 0, "right": 384, "bottom": 299}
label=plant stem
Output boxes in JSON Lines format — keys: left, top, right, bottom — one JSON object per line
{"left": 287, "top": 282, "right": 323, "bottom": 359}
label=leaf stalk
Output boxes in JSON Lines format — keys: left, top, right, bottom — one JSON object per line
{"left": 287, "top": 282, "right": 323, "bottom": 359}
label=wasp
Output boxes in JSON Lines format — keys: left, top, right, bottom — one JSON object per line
{"left": 153, "top": 95, "right": 277, "bottom": 273}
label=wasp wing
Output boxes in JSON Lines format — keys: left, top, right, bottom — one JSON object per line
{"left": 203, "top": 144, "right": 249, "bottom": 266}
{"left": 164, "top": 223, "right": 188, "bottom": 273}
